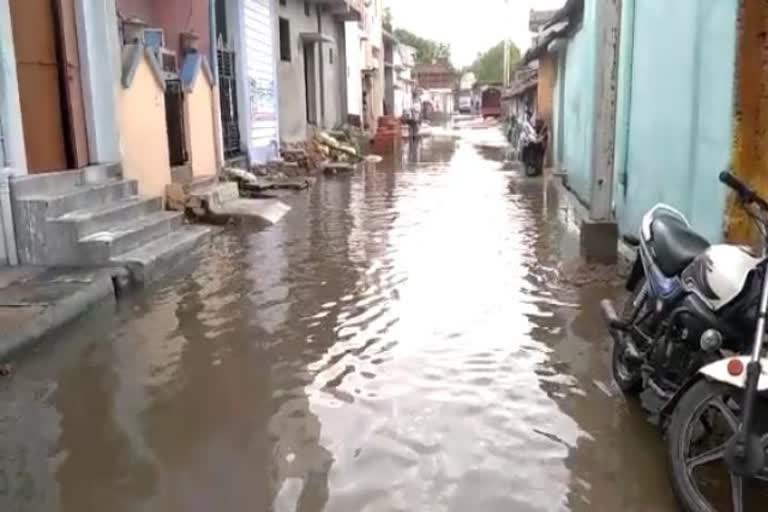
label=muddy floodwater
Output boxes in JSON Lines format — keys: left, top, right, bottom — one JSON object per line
{"left": 0, "top": 129, "right": 679, "bottom": 511}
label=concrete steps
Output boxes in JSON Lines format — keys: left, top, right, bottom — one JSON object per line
{"left": 79, "top": 210, "right": 183, "bottom": 263}
{"left": 52, "top": 196, "right": 163, "bottom": 239}
{"left": 112, "top": 225, "right": 210, "bottom": 283}
{"left": 166, "top": 174, "right": 218, "bottom": 211}
{"left": 10, "top": 164, "right": 210, "bottom": 284}
{"left": 20, "top": 180, "right": 139, "bottom": 217}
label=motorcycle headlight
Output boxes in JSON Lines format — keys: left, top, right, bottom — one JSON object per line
{"left": 700, "top": 329, "right": 723, "bottom": 353}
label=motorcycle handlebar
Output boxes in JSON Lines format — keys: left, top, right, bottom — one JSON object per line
{"left": 719, "top": 171, "right": 768, "bottom": 211}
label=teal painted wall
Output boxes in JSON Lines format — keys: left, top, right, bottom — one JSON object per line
{"left": 614, "top": 0, "right": 738, "bottom": 242}
{"left": 559, "top": 0, "right": 598, "bottom": 204}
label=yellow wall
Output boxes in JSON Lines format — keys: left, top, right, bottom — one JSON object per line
{"left": 119, "top": 57, "right": 172, "bottom": 200}
{"left": 185, "top": 79, "right": 218, "bottom": 177}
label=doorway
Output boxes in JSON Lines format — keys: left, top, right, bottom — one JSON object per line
{"left": 304, "top": 43, "right": 318, "bottom": 125}
{"left": 9, "top": 0, "right": 89, "bottom": 173}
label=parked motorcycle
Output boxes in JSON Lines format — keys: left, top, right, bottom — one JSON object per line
{"left": 518, "top": 116, "right": 545, "bottom": 177}
{"left": 601, "top": 171, "right": 768, "bottom": 511}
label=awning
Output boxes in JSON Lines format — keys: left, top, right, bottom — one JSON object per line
{"left": 300, "top": 32, "right": 334, "bottom": 44}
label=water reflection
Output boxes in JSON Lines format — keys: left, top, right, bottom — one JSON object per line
{"left": 0, "top": 128, "right": 677, "bottom": 511}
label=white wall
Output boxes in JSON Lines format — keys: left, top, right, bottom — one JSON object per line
{"left": 0, "top": 0, "right": 26, "bottom": 172}
{"left": 345, "top": 21, "right": 362, "bottom": 117}
{"left": 76, "top": 0, "right": 121, "bottom": 165}
{"left": 277, "top": 0, "right": 345, "bottom": 142}
{"left": 243, "top": 0, "right": 280, "bottom": 162}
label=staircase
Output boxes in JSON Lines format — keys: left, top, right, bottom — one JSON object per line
{"left": 11, "top": 164, "right": 210, "bottom": 284}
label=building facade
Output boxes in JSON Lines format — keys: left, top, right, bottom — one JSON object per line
{"left": 524, "top": 0, "right": 743, "bottom": 262}
{"left": 345, "top": 0, "right": 383, "bottom": 132}
{"left": 276, "top": 0, "right": 361, "bottom": 143}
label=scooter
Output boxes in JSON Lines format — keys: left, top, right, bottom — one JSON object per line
{"left": 518, "top": 117, "right": 544, "bottom": 177}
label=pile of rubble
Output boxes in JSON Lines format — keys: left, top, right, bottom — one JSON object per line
{"left": 313, "top": 131, "right": 363, "bottom": 174}
{"left": 222, "top": 129, "right": 369, "bottom": 195}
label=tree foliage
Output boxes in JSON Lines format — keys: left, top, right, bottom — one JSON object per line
{"left": 469, "top": 41, "right": 521, "bottom": 83}
{"left": 383, "top": 7, "right": 393, "bottom": 31}
{"left": 393, "top": 28, "right": 452, "bottom": 67}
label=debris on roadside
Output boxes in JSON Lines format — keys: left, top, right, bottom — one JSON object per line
{"left": 223, "top": 166, "right": 312, "bottom": 198}
{"left": 312, "top": 130, "right": 364, "bottom": 175}
{"left": 0, "top": 363, "right": 13, "bottom": 377}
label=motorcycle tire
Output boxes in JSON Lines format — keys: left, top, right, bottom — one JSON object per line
{"left": 666, "top": 379, "right": 727, "bottom": 512}
{"left": 611, "top": 278, "right": 645, "bottom": 394}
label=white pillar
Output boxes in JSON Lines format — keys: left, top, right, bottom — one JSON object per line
{"left": 0, "top": 0, "right": 27, "bottom": 173}
{"left": 589, "top": 0, "right": 622, "bottom": 221}
{"left": 75, "top": 0, "right": 121, "bottom": 165}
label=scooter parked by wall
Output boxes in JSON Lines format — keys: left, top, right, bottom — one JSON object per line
{"left": 601, "top": 171, "right": 768, "bottom": 511}
{"left": 518, "top": 115, "right": 547, "bottom": 177}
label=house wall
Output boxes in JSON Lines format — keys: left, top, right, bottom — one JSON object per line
{"left": 0, "top": 0, "right": 26, "bottom": 172}
{"left": 277, "top": 0, "right": 344, "bottom": 142}
{"left": 242, "top": 0, "right": 280, "bottom": 163}
{"left": 323, "top": 19, "right": 345, "bottom": 128}
{"left": 345, "top": 21, "right": 362, "bottom": 117}
{"left": 615, "top": 0, "right": 738, "bottom": 241}
{"left": 726, "top": 0, "right": 768, "bottom": 243}
{"left": 537, "top": 53, "right": 556, "bottom": 125}
{"left": 560, "top": 0, "right": 598, "bottom": 204}
{"left": 185, "top": 79, "right": 218, "bottom": 177}
{"left": 552, "top": 50, "right": 566, "bottom": 168}
{"left": 119, "top": 56, "right": 171, "bottom": 200}
{"left": 116, "top": 0, "right": 212, "bottom": 60}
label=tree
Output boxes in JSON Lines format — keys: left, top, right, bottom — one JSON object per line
{"left": 383, "top": 7, "right": 393, "bottom": 31}
{"left": 469, "top": 41, "right": 521, "bottom": 83}
{"left": 393, "top": 28, "right": 452, "bottom": 67}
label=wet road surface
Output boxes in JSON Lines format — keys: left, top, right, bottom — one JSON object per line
{"left": 0, "top": 128, "right": 679, "bottom": 511}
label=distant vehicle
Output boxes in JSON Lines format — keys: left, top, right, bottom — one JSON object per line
{"left": 480, "top": 87, "right": 502, "bottom": 118}
{"left": 458, "top": 92, "right": 472, "bottom": 114}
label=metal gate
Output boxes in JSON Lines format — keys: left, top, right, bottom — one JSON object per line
{"left": 217, "top": 47, "right": 241, "bottom": 158}
{"left": 164, "top": 79, "right": 188, "bottom": 166}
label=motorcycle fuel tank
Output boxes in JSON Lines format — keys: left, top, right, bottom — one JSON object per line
{"left": 682, "top": 245, "right": 763, "bottom": 311}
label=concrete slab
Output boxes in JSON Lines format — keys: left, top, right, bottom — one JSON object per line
{"left": 0, "top": 267, "right": 117, "bottom": 360}
{"left": 210, "top": 198, "right": 291, "bottom": 225}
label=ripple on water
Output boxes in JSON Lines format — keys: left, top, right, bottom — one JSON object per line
{"left": 1, "top": 133, "right": 660, "bottom": 512}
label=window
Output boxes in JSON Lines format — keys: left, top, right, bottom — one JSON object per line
{"left": 304, "top": 1, "right": 310, "bottom": 16}
{"left": 279, "top": 18, "right": 291, "bottom": 62}
{"left": 329, "top": 48, "right": 334, "bottom": 64}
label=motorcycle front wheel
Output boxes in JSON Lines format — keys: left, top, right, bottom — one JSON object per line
{"left": 666, "top": 379, "right": 768, "bottom": 512}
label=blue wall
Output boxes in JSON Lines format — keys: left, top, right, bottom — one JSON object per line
{"left": 614, "top": 0, "right": 737, "bottom": 242}
{"left": 559, "top": 0, "right": 598, "bottom": 204}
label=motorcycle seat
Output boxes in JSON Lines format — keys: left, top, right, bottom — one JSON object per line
{"left": 650, "top": 213, "right": 710, "bottom": 276}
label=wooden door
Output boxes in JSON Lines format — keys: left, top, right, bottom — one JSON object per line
{"left": 10, "top": 0, "right": 69, "bottom": 173}
{"left": 55, "top": 0, "right": 89, "bottom": 168}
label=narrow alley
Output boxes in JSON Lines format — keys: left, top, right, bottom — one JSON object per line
{"left": 0, "top": 128, "right": 677, "bottom": 511}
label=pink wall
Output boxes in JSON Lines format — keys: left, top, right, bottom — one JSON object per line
{"left": 116, "top": 0, "right": 211, "bottom": 64}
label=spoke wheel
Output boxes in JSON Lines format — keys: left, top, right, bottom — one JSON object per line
{"left": 667, "top": 380, "right": 768, "bottom": 512}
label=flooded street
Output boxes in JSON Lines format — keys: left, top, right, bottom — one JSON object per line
{"left": 0, "top": 128, "right": 678, "bottom": 511}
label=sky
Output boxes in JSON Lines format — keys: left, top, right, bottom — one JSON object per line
{"left": 384, "top": 0, "right": 567, "bottom": 67}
